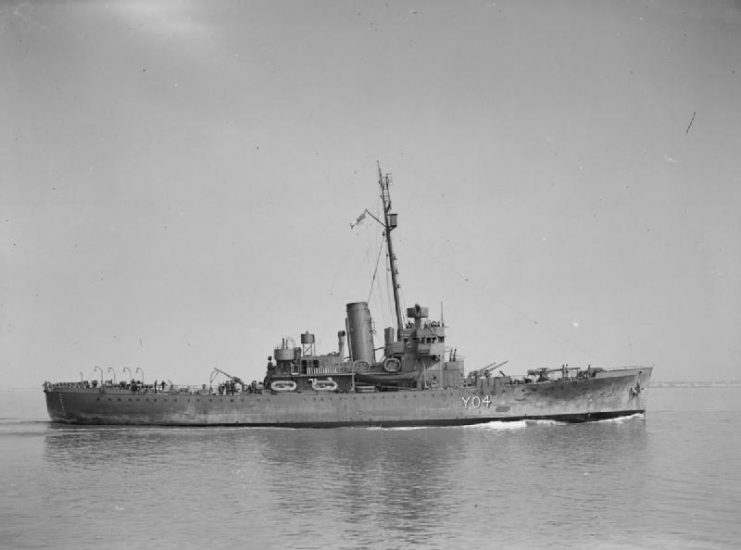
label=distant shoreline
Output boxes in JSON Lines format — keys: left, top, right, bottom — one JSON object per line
{"left": 650, "top": 381, "right": 741, "bottom": 388}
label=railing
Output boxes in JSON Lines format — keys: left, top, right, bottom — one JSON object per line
{"left": 44, "top": 380, "right": 270, "bottom": 396}
{"left": 307, "top": 365, "right": 354, "bottom": 375}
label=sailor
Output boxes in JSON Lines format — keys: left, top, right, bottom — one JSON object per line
{"left": 267, "top": 356, "right": 275, "bottom": 368}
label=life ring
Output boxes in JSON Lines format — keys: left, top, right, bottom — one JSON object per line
{"left": 353, "top": 360, "right": 370, "bottom": 373}
{"left": 384, "top": 358, "right": 401, "bottom": 373}
{"left": 311, "top": 379, "right": 338, "bottom": 391}
{"left": 271, "top": 380, "right": 297, "bottom": 392}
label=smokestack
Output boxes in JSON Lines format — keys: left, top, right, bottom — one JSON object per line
{"left": 346, "top": 302, "right": 375, "bottom": 364}
{"left": 338, "top": 330, "right": 346, "bottom": 359}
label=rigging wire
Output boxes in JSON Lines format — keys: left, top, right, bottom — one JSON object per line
{"left": 357, "top": 222, "right": 588, "bottom": 357}
{"left": 366, "top": 239, "right": 385, "bottom": 304}
{"left": 349, "top": 172, "right": 590, "bottom": 360}
{"left": 394, "top": 234, "right": 591, "bottom": 356}
{"left": 360, "top": 202, "right": 394, "bottom": 331}
{"left": 384, "top": 247, "right": 395, "bottom": 324}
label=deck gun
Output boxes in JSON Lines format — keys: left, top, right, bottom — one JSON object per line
{"left": 467, "top": 360, "right": 509, "bottom": 381}
{"left": 210, "top": 367, "right": 245, "bottom": 390}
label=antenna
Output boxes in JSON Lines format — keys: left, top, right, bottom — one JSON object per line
{"left": 378, "top": 161, "right": 403, "bottom": 335}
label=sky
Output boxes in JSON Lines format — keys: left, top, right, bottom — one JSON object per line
{"left": 2, "top": 0, "right": 740, "bottom": 389}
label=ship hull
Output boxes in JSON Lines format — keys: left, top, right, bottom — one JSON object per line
{"left": 44, "top": 368, "right": 651, "bottom": 427}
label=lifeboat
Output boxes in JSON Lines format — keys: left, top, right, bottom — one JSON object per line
{"left": 311, "top": 378, "right": 338, "bottom": 392}
{"left": 270, "top": 380, "right": 297, "bottom": 392}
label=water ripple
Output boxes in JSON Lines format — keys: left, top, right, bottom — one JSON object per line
{"left": 0, "top": 389, "right": 739, "bottom": 548}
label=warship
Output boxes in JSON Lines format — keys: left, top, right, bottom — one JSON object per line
{"left": 44, "top": 166, "right": 652, "bottom": 427}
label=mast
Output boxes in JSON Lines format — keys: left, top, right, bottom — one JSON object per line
{"left": 378, "top": 162, "right": 404, "bottom": 335}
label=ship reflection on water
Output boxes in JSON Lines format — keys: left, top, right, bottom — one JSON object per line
{"left": 11, "top": 389, "right": 735, "bottom": 548}
{"left": 40, "top": 419, "right": 650, "bottom": 548}
{"left": 254, "top": 427, "right": 467, "bottom": 543}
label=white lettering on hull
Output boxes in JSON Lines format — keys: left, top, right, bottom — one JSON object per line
{"left": 461, "top": 395, "right": 492, "bottom": 409}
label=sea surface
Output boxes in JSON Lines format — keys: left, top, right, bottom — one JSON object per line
{"left": 0, "top": 387, "right": 739, "bottom": 550}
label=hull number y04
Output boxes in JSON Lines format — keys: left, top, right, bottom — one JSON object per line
{"left": 461, "top": 395, "right": 492, "bottom": 409}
